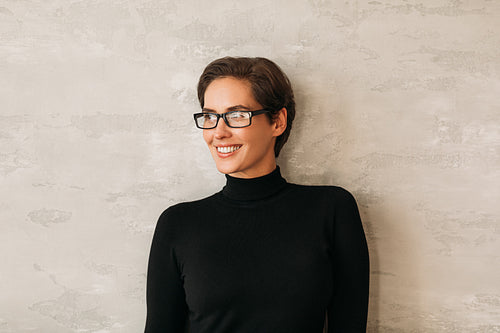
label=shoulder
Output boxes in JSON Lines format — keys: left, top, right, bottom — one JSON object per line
{"left": 287, "top": 183, "right": 358, "bottom": 206}
{"left": 159, "top": 193, "right": 217, "bottom": 218}
{"left": 154, "top": 194, "right": 218, "bottom": 238}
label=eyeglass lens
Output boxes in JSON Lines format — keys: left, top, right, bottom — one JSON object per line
{"left": 196, "top": 111, "right": 251, "bottom": 128}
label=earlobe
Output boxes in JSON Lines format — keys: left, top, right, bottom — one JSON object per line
{"left": 273, "top": 108, "right": 287, "bottom": 137}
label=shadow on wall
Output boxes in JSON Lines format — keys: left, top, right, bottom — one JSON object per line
{"left": 358, "top": 199, "right": 381, "bottom": 333}
{"left": 358, "top": 194, "right": 422, "bottom": 332}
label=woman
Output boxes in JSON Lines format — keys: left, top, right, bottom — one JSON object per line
{"left": 145, "top": 57, "right": 369, "bottom": 332}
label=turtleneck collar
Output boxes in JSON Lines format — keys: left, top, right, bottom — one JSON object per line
{"left": 221, "top": 166, "right": 288, "bottom": 201}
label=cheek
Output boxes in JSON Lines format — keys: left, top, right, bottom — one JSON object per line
{"left": 203, "top": 130, "right": 212, "bottom": 145}
{"left": 247, "top": 125, "right": 274, "bottom": 144}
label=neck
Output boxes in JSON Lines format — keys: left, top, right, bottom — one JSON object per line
{"left": 222, "top": 166, "right": 288, "bottom": 201}
{"left": 228, "top": 162, "right": 277, "bottom": 179}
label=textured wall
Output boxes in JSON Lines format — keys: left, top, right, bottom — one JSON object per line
{"left": 1, "top": 0, "right": 499, "bottom": 332}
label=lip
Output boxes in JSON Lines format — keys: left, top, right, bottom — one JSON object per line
{"left": 214, "top": 144, "right": 242, "bottom": 158}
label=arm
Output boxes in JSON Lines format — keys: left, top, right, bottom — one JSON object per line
{"left": 145, "top": 209, "right": 188, "bottom": 332}
{"left": 328, "top": 189, "right": 370, "bottom": 332}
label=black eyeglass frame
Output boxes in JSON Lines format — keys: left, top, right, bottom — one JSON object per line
{"left": 193, "top": 109, "right": 271, "bottom": 129}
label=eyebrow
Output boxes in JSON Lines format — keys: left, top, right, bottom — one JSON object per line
{"left": 202, "top": 105, "right": 251, "bottom": 113}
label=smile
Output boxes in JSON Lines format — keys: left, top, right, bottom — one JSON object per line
{"left": 216, "top": 146, "right": 241, "bottom": 154}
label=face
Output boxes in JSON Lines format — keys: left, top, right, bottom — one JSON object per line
{"left": 202, "top": 77, "right": 285, "bottom": 179}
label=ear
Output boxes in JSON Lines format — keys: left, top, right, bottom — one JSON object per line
{"left": 272, "top": 108, "right": 287, "bottom": 137}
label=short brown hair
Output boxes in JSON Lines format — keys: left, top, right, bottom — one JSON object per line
{"left": 197, "top": 57, "right": 295, "bottom": 157}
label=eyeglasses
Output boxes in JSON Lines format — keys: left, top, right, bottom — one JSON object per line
{"left": 193, "top": 109, "right": 270, "bottom": 129}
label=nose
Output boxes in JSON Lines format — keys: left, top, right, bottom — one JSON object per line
{"left": 213, "top": 117, "right": 232, "bottom": 139}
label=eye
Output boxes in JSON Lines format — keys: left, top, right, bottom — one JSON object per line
{"left": 227, "top": 111, "right": 250, "bottom": 120}
{"left": 203, "top": 113, "right": 217, "bottom": 120}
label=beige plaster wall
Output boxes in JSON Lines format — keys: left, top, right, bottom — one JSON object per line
{"left": 1, "top": 0, "right": 499, "bottom": 332}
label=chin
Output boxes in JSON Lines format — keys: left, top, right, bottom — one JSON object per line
{"left": 215, "top": 163, "right": 239, "bottom": 175}
{"left": 211, "top": 152, "right": 242, "bottom": 175}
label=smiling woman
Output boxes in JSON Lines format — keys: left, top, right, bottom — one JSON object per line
{"left": 200, "top": 77, "right": 285, "bottom": 178}
{"left": 145, "top": 57, "right": 370, "bottom": 333}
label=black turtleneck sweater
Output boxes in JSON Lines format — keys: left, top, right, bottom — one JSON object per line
{"left": 145, "top": 167, "right": 369, "bottom": 332}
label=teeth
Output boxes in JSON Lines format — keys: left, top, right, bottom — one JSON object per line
{"left": 217, "top": 146, "right": 241, "bottom": 154}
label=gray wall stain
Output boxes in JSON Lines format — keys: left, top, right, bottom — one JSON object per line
{"left": 29, "top": 290, "right": 113, "bottom": 331}
{"left": 70, "top": 113, "right": 176, "bottom": 138}
{"left": 27, "top": 209, "right": 72, "bottom": 227}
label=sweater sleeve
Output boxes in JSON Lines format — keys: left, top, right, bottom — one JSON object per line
{"left": 145, "top": 208, "right": 188, "bottom": 332}
{"left": 327, "top": 189, "right": 370, "bottom": 332}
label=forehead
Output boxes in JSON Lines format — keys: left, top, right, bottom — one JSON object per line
{"left": 204, "top": 77, "right": 260, "bottom": 110}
